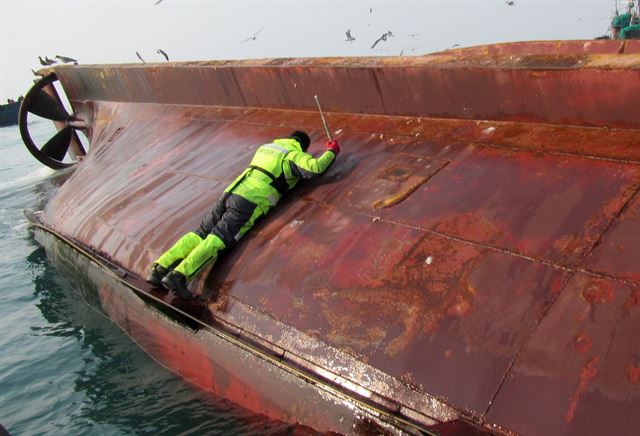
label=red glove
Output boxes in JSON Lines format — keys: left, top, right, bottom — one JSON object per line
{"left": 326, "top": 139, "right": 340, "bottom": 155}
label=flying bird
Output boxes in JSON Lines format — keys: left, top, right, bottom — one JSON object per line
{"left": 155, "top": 0, "right": 164, "bottom": 4}
{"left": 241, "top": 27, "right": 263, "bottom": 43}
{"left": 55, "top": 55, "right": 78, "bottom": 64}
{"left": 345, "top": 29, "right": 356, "bottom": 42}
{"left": 157, "top": 49, "right": 169, "bottom": 61}
{"left": 506, "top": 1, "right": 515, "bottom": 5}
{"left": 39, "top": 56, "right": 57, "bottom": 66}
{"left": 136, "top": 51, "right": 146, "bottom": 63}
{"left": 370, "top": 31, "right": 393, "bottom": 49}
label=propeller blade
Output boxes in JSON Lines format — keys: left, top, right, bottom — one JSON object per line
{"left": 28, "top": 89, "right": 70, "bottom": 121}
{"left": 41, "top": 126, "right": 72, "bottom": 161}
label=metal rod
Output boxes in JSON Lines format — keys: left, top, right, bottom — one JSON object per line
{"left": 314, "top": 95, "right": 332, "bottom": 142}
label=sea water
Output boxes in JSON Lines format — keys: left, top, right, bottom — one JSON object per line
{"left": 0, "top": 122, "right": 293, "bottom": 435}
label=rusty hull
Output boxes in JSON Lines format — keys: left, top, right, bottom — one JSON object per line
{"left": 32, "top": 41, "right": 639, "bottom": 435}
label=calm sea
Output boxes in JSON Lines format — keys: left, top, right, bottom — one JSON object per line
{"left": 0, "top": 122, "right": 295, "bottom": 435}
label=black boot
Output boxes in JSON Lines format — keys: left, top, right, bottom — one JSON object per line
{"left": 161, "top": 270, "right": 192, "bottom": 299}
{"left": 146, "top": 263, "right": 169, "bottom": 288}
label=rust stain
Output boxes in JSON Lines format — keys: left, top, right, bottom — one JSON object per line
{"left": 629, "top": 364, "right": 640, "bottom": 384}
{"left": 565, "top": 356, "right": 600, "bottom": 423}
{"left": 371, "top": 176, "right": 428, "bottom": 209}
{"left": 574, "top": 332, "right": 592, "bottom": 355}
{"left": 384, "top": 303, "right": 421, "bottom": 357}
{"left": 28, "top": 40, "right": 640, "bottom": 434}
{"left": 622, "top": 289, "right": 640, "bottom": 312}
{"left": 581, "top": 279, "right": 615, "bottom": 305}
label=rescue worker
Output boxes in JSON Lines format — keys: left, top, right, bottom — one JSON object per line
{"left": 146, "top": 131, "right": 340, "bottom": 298}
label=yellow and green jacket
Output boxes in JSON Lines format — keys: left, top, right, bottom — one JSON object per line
{"left": 225, "top": 138, "right": 336, "bottom": 213}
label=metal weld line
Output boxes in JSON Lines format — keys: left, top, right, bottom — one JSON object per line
{"left": 29, "top": 222, "right": 442, "bottom": 435}
{"left": 371, "top": 160, "right": 450, "bottom": 210}
{"left": 482, "top": 269, "right": 577, "bottom": 417}
{"left": 475, "top": 141, "right": 640, "bottom": 165}
{"left": 304, "top": 198, "right": 640, "bottom": 287}
{"left": 574, "top": 183, "right": 640, "bottom": 268}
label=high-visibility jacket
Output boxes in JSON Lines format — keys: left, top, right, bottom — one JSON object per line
{"left": 226, "top": 138, "right": 336, "bottom": 213}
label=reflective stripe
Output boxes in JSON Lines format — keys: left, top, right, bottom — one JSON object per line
{"left": 267, "top": 194, "right": 278, "bottom": 206}
{"left": 262, "top": 143, "right": 290, "bottom": 155}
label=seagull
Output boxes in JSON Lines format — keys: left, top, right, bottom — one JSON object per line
{"left": 345, "top": 29, "right": 356, "bottom": 42}
{"left": 155, "top": 0, "right": 163, "bottom": 4}
{"left": 157, "top": 49, "right": 169, "bottom": 61}
{"left": 506, "top": 0, "right": 515, "bottom": 5}
{"left": 38, "top": 56, "right": 57, "bottom": 67}
{"left": 371, "top": 31, "right": 393, "bottom": 49}
{"left": 55, "top": 55, "right": 78, "bottom": 64}
{"left": 136, "top": 51, "right": 146, "bottom": 63}
{"left": 241, "top": 27, "right": 263, "bottom": 43}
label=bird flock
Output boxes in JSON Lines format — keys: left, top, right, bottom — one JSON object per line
{"left": 33, "top": 1, "right": 521, "bottom": 74}
{"left": 38, "top": 55, "right": 78, "bottom": 66}
{"left": 34, "top": 48, "right": 170, "bottom": 74}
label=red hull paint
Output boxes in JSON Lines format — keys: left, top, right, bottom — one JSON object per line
{"left": 28, "top": 41, "right": 640, "bottom": 435}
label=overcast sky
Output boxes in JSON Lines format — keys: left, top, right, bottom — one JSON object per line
{"left": 0, "top": 0, "right": 627, "bottom": 101}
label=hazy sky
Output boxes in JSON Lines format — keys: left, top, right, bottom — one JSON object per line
{"left": 0, "top": 0, "right": 626, "bottom": 101}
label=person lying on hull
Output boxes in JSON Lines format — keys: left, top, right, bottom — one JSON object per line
{"left": 147, "top": 131, "right": 340, "bottom": 298}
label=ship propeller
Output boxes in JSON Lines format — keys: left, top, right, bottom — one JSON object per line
{"left": 19, "top": 73, "right": 87, "bottom": 169}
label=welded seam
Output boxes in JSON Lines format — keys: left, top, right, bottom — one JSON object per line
{"left": 482, "top": 270, "right": 577, "bottom": 417}
{"left": 361, "top": 160, "right": 451, "bottom": 210}
{"left": 475, "top": 141, "right": 640, "bottom": 166}
{"left": 573, "top": 183, "right": 640, "bottom": 268}
{"left": 304, "top": 198, "right": 640, "bottom": 287}
{"left": 230, "top": 69, "right": 249, "bottom": 108}
{"left": 370, "top": 69, "right": 388, "bottom": 115}
{"left": 483, "top": 183, "right": 640, "bottom": 416}
{"left": 30, "top": 223, "right": 443, "bottom": 435}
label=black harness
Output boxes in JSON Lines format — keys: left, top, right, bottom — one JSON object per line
{"left": 249, "top": 165, "right": 289, "bottom": 195}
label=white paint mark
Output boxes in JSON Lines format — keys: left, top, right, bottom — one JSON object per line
{"left": 482, "top": 127, "right": 496, "bottom": 135}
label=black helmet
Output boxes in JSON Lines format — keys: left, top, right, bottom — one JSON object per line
{"left": 290, "top": 131, "right": 310, "bottom": 151}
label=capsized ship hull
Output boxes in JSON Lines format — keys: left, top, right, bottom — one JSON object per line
{"left": 25, "top": 40, "right": 640, "bottom": 435}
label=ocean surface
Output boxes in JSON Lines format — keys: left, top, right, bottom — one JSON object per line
{"left": 0, "top": 122, "right": 293, "bottom": 435}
